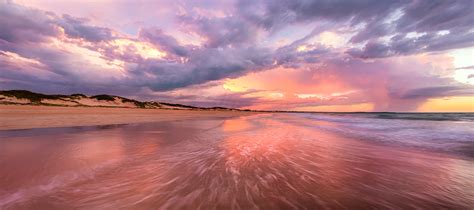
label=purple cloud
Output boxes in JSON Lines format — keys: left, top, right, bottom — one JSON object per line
{"left": 0, "top": 0, "right": 473, "bottom": 111}
{"left": 139, "top": 27, "right": 191, "bottom": 57}
{"left": 396, "top": 86, "right": 474, "bottom": 99}
{"left": 0, "top": 1, "right": 59, "bottom": 43}
{"left": 57, "top": 14, "right": 115, "bottom": 42}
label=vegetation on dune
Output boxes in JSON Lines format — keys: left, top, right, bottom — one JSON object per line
{"left": 90, "top": 94, "right": 116, "bottom": 101}
{"left": 71, "top": 93, "right": 87, "bottom": 97}
{"left": 0, "top": 90, "right": 69, "bottom": 103}
{"left": 160, "top": 102, "right": 197, "bottom": 109}
{"left": 120, "top": 98, "right": 151, "bottom": 108}
{"left": 0, "top": 90, "right": 201, "bottom": 110}
{"left": 208, "top": 107, "right": 232, "bottom": 110}
{"left": 0, "top": 90, "right": 255, "bottom": 111}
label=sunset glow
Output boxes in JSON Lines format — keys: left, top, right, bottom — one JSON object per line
{"left": 0, "top": 0, "right": 472, "bottom": 112}
{"left": 417, "top": 97, "right": 474, "bottom": 112}
{"left": 1, "top": 1, "right": 474, "bottom": 209}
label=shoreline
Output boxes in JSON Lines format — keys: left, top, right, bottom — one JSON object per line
{"left": 0, "top": 105, "right": 257, "bottom": 131}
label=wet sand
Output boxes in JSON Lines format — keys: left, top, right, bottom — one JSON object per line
{"left": 0, "top": 111, "right": 473, "bottom": 209}
{"left": 0, "top": 105, "right": 252, "bottom": 130}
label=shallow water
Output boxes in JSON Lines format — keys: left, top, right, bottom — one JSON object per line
{"left": 0, "top": 113, "right": 473, "bottom": 209}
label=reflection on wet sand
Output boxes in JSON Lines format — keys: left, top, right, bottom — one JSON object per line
{"left": 0, "top": 114, "right": 473, "bottom": 209}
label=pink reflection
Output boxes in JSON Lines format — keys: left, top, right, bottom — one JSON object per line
{"left": 222, "top": 117, "right": 252, "bottom": 132}
{"left": 0, "top": 116, "right": 472, "bottom": 209}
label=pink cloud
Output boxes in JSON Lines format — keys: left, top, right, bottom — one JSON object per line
{"left": 1, "top": 0, "right": 473, "bottom": 111}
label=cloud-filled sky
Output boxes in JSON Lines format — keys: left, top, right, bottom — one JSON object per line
{"left": 1, "top": 0, "right": 473, "bottom": 111}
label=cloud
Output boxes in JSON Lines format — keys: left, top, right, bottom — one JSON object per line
{"left": 346, "top": 0, "right": 474, "bottom": 58}
{"left": 395, "top": 0, "right": 473, "bottom": 34}
{"left": 138, "top": 27, "right": 191, "bottom": 57}
{"left": 348, "top": 30, "right": 474, "bottom": 59}
{"left": 224, "top": 53, "right": 473, "bottom": 111}
{"left": 57, "top": 14, "right": 115, "bottom": 42}
{"left": 151, "top": 90, "right": 261, "bottom": 108}
{"left": 237, "top": 0, "right": 404, "bottom": 31}
{"left": 0, "top": 1, "right": 127, "bottom": 93}
{"left": 128, "top": 46, "right": 275, "bottom": 91}
{"left": 0, "top": 0, "right": 473, "bottom": 111}
{"left": 1, "top": 1, "right": 278, "bottom": 93}
{"left": 178, "top": 14, "right": 261, "bottom": 48}
{"left": 0, "top": 0, "right": 59, "bottom": 43}
{"left": 396, "top": 86, "right": 474, "bottom": 99}
{"left": 236, "top": 0, "right": 474, "bottom": 59}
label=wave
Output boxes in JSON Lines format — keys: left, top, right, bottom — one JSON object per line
{"left": 372, "top": 113, "right": 474, "bottom": 122}
{"left": 298, "top": 113, "right": 474, "bottom": 158}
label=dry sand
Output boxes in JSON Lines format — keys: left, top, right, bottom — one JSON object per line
{"left": 0, "top": 105, "right": 255, "bottom": 131}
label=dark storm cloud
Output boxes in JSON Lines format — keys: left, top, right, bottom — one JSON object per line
{"left": 179, "top": 14, "right": 260, "bottom": 48}
{"left": 0, "top": 0, "right": 59, "bottom": 43}
{"left": 347, "top": 30, "right": 474, "bottom": 59}
{"left": 346, "top": 41, "right": 392, "bottom": 59}
{"left": 346, "top": 0, "right": 474, "bottom": 58}
{"left": 275, "top": 43, "right": 329, "bottom": 68}
{"left": 396, "top": 86, "right": 474, "bottom": 99}
{"left": 349, "top": 21, "right": 392, "bottom": 44}
{"left": 395, "top": 0, "right": 473, "bottom": 33}
{"left": 0, "top": 1, "right": 116, "bottom": 44}
{"left": 139, "top": 27, "right": 191, "bottom": 57}
{"left": 0, "top": 1, "right": 278, "bottom": 95}
{"left": 237, "top": 0, "right": 405, "bottom": 31}
{"left": 148, "top": 90, "right": 261, "bottom": 108}
{"left": 57, "top": 15, "right": 115, "bottom": 42}
{"left": 236, "top": 0, "right": 473, "bottom": 58}
{"left": 0, "top": 2, "right": 123, "bottom": 92}
{"left": 1, "top": 0, "right": 473, "bottom": 110}
{"left": 129, "top": 46, "right": 274, "bottom": 91}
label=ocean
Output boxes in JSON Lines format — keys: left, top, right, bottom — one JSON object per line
{"left": 300, "top": 112, "right": 474, "bottom": 158}
{"left": 0, "top": 113, "right": 473, "bottom": 209}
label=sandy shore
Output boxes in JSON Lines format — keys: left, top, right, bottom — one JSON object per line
{"left": 0, "top": 105, "right": 255, "bottom": 130}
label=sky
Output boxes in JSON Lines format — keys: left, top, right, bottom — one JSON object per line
{"left": 1, "top": 0, "right": 473, "bottom": 112}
